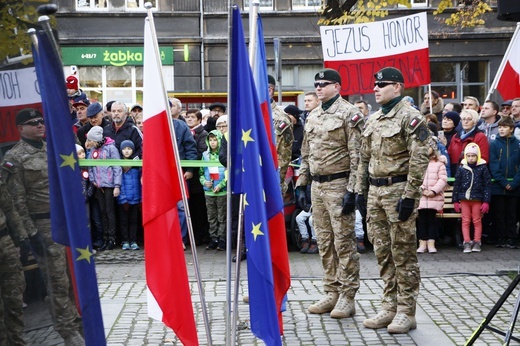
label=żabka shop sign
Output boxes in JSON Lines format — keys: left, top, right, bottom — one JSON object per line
{"left": 320, "top": 12, "right": 431, "bottom": 95}
{"left": 61, "top": 46, "right": 174, "bottom": 66}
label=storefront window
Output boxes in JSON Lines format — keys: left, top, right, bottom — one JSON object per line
{"left": 107, "top": 66, "right": 132, "bottom": 88}
{"left": 76, "top": 0, "right": 107, "bottom": 10}
{"left": 429, "top": 61, "right": 488, "bottom": 103}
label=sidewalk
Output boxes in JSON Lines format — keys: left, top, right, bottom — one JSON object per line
{"left": 26, "top": 244, "right": 520, "bottom": 345}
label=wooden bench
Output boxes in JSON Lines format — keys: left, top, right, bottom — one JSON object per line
{"left": 435, "top": 184, "right": 462, "bottom": 247}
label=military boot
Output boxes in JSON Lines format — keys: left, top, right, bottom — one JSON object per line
{"left": 63, "top": 331, "right": 85, "bottom": 346}
{"left": 300, "top": 239, "right": 310, "bottom": 253}
{"left": 387, "top": 312, "right": 417, "bottom": 334}
{"left": 308, "top": 292, "right": 338, "bottom": 314}
{"left": 363, "top": 310, "right": 396, "bottom": 329}
{"left": 330, "top": 293, "right": 356, "bottom": 319}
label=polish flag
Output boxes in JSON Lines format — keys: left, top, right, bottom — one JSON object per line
{"left": 208, "top": 166, "right": 220, "bottom": 181}
{"left": 496, "top": 28, "right": 520, "bottom": 101}
{"left": 142, "top": 17, "right": 198, "bottom": 346}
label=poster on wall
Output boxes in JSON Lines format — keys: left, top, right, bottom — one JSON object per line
{"left": 320, "top": 12, "right": 431, "bottom": 95}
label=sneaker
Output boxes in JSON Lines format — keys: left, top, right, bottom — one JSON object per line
{"left": 122, "top": 242, "right": 130, "bottom": 250}
{"left": 330, "top": 293, "right": 356, "bottom": 319}
{"left": 363, "top": 310, "right": 396, "bottom": 329}
{"left": 216, "top": 239, "right": 226, "bottom": 251}
{"left": 471, "top": 241, "right": 481, "bottom": 252}
{"left": 463, "top": 242, "right": 472, "bottom": 253}
{"left": 387, "top": 312, "right": 417, "bottom": 334}
{"left": 300, "top": 239, "right": 310, "bottom": 254}
{"left": 506, "top": 239, "right": 519, "bottom": 249}
{"left": 206, "top": 239, "right": 218, "bottom": 250}
{"left": 308, "top": 292, "right": 339, "bottom": 314}
{"left": 106, "top": 241, "right": 115, "bottom": 250}
{"left": 495, "top": 238, "right": 506, "bottom": 248}
{"left": 130, "top": 242, "right": 140, "bottom": 250}
{"left": 357, "top": 238, "right": 366, "bottom": 253}
{"left": 307, "top": 240, "right": 319, "bottom": 254}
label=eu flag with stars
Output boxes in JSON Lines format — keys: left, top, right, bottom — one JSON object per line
{"left": 230, "top": 7, "right": 291, "bottom": 345}
{"left": 32, "top": 28, "right": 106, "bottom": 345}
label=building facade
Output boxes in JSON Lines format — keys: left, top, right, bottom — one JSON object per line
{"left": 55, "top": 0, "right": 515, "bottom": 108}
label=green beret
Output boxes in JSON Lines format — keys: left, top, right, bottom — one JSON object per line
{"left": 374, "top": 67, "right": 404, "bottom": 83}
{"left": 16, "top": 108, "right": 43, "bottom": 126}
{"left": 268, "top": 75, "right": 276, "bottom": 86}
{"left": 315, "top": 68, "right": 341, "bottom": 84}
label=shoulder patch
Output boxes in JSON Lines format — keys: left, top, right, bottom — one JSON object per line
{"left": 408, "top": 116, "right": 422, "bottom": 131}
{"left": 2, "top": 161, "right": 15, "bottom": 174}
{"left": 417, "top": 124, "right": 429, "bottom": 142}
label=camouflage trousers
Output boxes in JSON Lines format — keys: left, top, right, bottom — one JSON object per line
{"left": 34, "top": 219, "right": 82, "bottom": 339}
{"left": 311, "top": 178, "right": 360, "bottom": 298}
{"left": 366, "top": 183, "right": 420, "bottom": 316}
{"left": 0, "top": 236, "right": 26, "bottom": 346}
{"left": 205, "top": 195, "right": 227, "bottom": 240}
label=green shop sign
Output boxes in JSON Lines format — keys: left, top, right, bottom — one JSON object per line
{"left": 61, "top": 46, "right": 174, "bottom": 66}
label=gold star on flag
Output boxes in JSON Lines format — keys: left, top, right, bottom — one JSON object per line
{"left": 251, "top": 222, "right": 264, "bottom": 241}
{"left": 243, "top": 193, "right": 249, "bottom": 207}
{"left": 242, "top": 129, "right": 254, "bottom": 147}
{"left": 76, "top": 245, "right": 93, "bottom": 264}
{"left": 60, "top": 152, "right": 77, "bottom": 170}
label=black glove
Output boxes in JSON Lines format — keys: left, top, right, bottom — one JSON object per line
{"left": 356, "top": 194, "right": 367, "bottom": 219}
{"left": 19, "top": 240, "right": 31, "bottom": 265}
{"left": 396, "top": 198, "right": 415, "bottom": 221}
{"left": 28, "top": 232, "right": 46, "bottom": 257}
{"left": 341, "top": 191, "right": 356, "bottom": 215}
{"left": 297, "top": 187, "right": 307, "bottom": 211}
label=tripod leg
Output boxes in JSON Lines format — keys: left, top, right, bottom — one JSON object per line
{"left": 465, "top": 274, "right": 520, "bottom": 346}
{"left": 504, "top": 287, "right": 520, "bottom": 345}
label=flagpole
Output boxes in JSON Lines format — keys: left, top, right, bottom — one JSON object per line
{"left": 145, "top": 4, "right": 212, "bottom": 345}
{"left": 248, "top": 1, "right": 260, "bottom": 69}
{"left": 427, "top": 84, "right": 432, "bottom": 114}
{"left": 486, "top": 22, "right": 520, "bottom": 101}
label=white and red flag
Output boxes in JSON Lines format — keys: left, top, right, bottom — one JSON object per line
{"left": 494, "top": 24, "right": 520, "bottom": 101}
{"left": 320, "top": 12, "right": 430, "bottom": 95}
{"left": 142, "top": 16, "right": 199, "bottom": 346}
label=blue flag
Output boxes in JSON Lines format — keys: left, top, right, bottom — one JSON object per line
{"left": 32, "top": 29, "right": 106, "bottom": 345}
{"left": 230, "top": 7, "right": 290, "bottom": 345}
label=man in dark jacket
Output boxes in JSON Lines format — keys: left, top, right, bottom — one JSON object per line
{"left": 103, "top": 101, "right": 143, "bottom": 159}
{"left": 284, "top": 105, "right": 304, "bottom": 161}
{"left": 77, "top": 102, "right": 110, "bottom": 149}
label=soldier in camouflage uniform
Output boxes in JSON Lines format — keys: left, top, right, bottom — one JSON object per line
{"left": 268, "top": 75, "right": 294, "bottom": 195}
{"left": 1, "top": 109, "right": 84, "bottom": 345}
{"left": 295, "top": 69, "right": 364, "bottom": 319}
{"left": 0, "top": 180, "right": 28, "bottom": 345}
{"left": 355, "top": 68, "right": 430, "bottom": 334}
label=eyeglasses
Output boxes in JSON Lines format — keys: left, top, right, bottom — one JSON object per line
{"left": 374, "top": 81, "right": 397, "bottom": 88}
{"left": 216, "top": 124, "right": 228, "bottom": 129}
{"left": 23, "top": 119, "right": 45, "bottom": 126}
{"left": 461, "top": 118, "right": 474, "bottom": 122}
{"left": 212, "top": 109, "right": 225, "bottom": 114}
{"left": 314, "top": 81, "right": 335, "bottom": 88}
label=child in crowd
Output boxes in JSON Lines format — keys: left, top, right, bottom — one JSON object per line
{"left": 489, "top": 116, "right": 520, "bottom": 249}
{"left": 417, "top": 140, "right": 448, "bottom": 253}
{"left": 452, "top": 143, "right": 492, "bottom": 253}
{"left": 200, "top": 130, "right": 227, "bottom": 251}
{"left": 117, "top": 140, "right": 142, "bottom": 250}
{"left": 296, "top": 184, "right": 318, "bottom": 254}
{"left": 86, "top": 126, "right": 122, "bottom": 251}
{"left": 76, "top": 144, "right": 94, "bottom": 203}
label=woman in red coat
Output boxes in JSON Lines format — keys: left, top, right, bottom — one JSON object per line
{"left": 447, "top": 109, "right": 489, "bottom": 174}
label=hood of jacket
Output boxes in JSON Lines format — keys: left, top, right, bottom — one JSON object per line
{"left": 461, "top": 142, "right": 486, "bottom": 165}
{"left": 205, "top": 129, "right": 223, "bottom": 150}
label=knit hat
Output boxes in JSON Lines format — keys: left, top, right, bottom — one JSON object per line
{"left": 216, "top": 114, "right": 228, "bottom": 126}
{"left": 66, "top": 75, "right": 78, "bottom": 90}
{"left": 284, "top": 105, "right": 301, "bottom": 118}
{"left": 443, "top": 111, "right": 461, "bottom": 128}
{"left": 75, "top": 144, "right": 84, "bottom": 153}
{"left": 403, "top": 95, "right": 415, "bottom": 106}
{"left": 427, "top": 122, "right": 438, "bottom": 137}
{"left": 87, "top": 126, "right": 104, "bottom": 142}
{"left": 464, "top": 143, "right": 479, "bottom": 156}
{"left": 120, "top": 140, "right": 135, "bottom": 152}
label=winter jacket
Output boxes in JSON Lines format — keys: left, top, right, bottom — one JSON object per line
{"left": 489, "top": 135, "right": 520, "bottom": 197}
{"left": 452, "top": 144, "right": 492, "bottom": 203}
{"left": 192, "top": 124, "right": 208, "bottom": 159}
{"left": 103, "top": 117, "right": 143, "bottom": 159}
{"left": 448, "top": 127, "right": 489, "bottom": 173}
{"left": 478, "top": 117, "right": 500, "bottom": 143}
{"left": 81, "top": 169, "right": 94, "bottom": 202}
{"left": 77, "top": 118, "right": 110, "bottom": 149}
{"left": 200, "top": 130, "right": 226, "bottom": 196}
{"left": 87, "top": 137, "right": 123, "bottom": 188}
{"left": 173, "top": 119, "right": 197, "bottom": 175}
{"left": 117, "top": 166, "right": 142, "bottom": 205}
{"left": 418, "top": 156, "right": 448, "bottom": 211}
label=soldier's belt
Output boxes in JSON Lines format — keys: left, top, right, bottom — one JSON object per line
{"left": 369, "top": 175, "right": 407, "bottom": 187}
{"left": 311, "top": 172, "right": 349, "bottom": 183}
{"left": 30, "top": 212, "right": 51, "bottom": 220}
{"left": 0, "top": 227, "right": 8, "bottom": 238}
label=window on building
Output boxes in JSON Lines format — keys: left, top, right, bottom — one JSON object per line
{"left": 292, "top": 0, "right": 321, "bottom": 10}
{"left": 410, "top": 0, "right": 428, "bottom": 7}
{"left": 126, "top": 0, "right": 156, "bottom": 10}
{"left": 244, "top": 0, "right": 274, "bottom": 11}
{"left": 76, "top": 0, "right": 107, "bottom": 10}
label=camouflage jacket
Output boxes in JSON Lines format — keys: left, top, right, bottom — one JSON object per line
{"left": 355, "top": 99, "right": 430, "bottom": 200}
{"left": 296, "top": 97, "right": 364, "bottom": 193}
{"left": 2, "top": 140, "right": 49, "bottom": 236}
{"left": 0, "top": 180, "right": 28, "bottom": 243}
{"left": 271, "top": 100, "right": 294, "bottom": 190}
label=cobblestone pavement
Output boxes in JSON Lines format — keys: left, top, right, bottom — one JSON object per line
{"left": 25, "top": 244, "right": 520, "bottom": 345}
